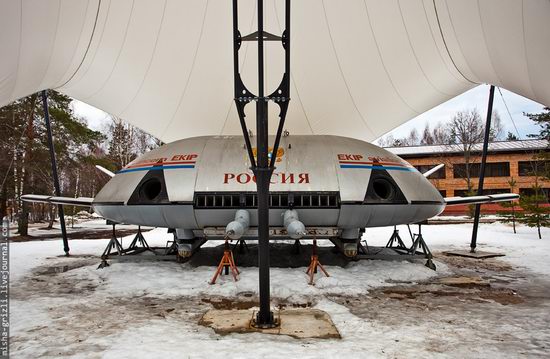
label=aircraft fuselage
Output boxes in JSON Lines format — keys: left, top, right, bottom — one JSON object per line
{"left": 92, "top": 135, "right": 445, "bottom": 241}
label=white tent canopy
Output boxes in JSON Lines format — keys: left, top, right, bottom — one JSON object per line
{"left": 1, "top": 0, "right": 549, "bottom": 143}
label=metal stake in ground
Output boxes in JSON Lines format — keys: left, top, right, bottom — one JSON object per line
{"left": 41, "top": 90, "right": 69, "bottom": 256}
{"left": 470, "top": 85, "right": 495, "bottom": 253}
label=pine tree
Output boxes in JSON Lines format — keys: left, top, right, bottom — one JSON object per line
{"left": 498, "top": 177, "right": 518, "bottom": 233}
{"left": 525, "top": 107, "right": 550, "bottom": 141}
{"left": 0, "top": 91, "right": 104, "bottom": 234}
{"left": 516, "top": 182, "right": 550, "bottom": 239}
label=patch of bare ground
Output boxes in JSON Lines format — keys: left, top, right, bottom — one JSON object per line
{"left": 435, "top": 252, "right": 514, "bottom": 272}
{"left": 328, "top": 253, "right": 550, "bottom": 356}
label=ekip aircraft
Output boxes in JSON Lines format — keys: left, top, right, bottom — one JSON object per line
{"left": 23, "top": 134, "right": 518, "bottom": 258}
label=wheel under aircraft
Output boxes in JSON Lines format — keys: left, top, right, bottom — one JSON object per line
{"left": 22, "top": 134, "right": 518, "bottom": 258}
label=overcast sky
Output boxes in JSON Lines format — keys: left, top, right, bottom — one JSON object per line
{"left": 71, "top": 84, "right": 545, "bottom": 142}
{"left": 382, "top": 84, "right": 545, "bottom": 142}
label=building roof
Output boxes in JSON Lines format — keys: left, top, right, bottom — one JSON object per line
{"left": 386, "top": 139, "right": 549, "bottom": 157}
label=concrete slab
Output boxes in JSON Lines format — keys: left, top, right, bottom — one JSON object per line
{"left": 199, "top": 308, "right": 341, "bottom": 339}
{"left": 443, "top": 250, "right": 505, "bottom": 259}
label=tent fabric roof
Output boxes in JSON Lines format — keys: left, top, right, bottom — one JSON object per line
{"left": 1, "top": 0, "right": 549, "bottom": 143}
{"left": 386, "top": 139, "right": 549, "bottom": 157}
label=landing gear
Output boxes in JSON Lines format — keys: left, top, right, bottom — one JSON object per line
{"left": 328, "top": 228, "right": 361, "bottom": 258}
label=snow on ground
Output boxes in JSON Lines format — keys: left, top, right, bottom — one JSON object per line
{"left": 8, "top": 220, "right": 550, "bottom": 358}
{"left": 365, "top": 222, "right": 550, "bottom": 276}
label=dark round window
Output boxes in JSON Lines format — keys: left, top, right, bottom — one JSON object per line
{"left": 140, "top": 178, "right": 162, "bottom": 201}
{"left": 372, "top": 178, "right": 394, "bottom": 200}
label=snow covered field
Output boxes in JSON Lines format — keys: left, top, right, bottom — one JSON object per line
{"left": 8, "top": 220, "right": 550, "bottom": 358}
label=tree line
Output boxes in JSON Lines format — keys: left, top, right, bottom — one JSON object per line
{"left": 376, "top": 108, "right": 505, "bottom": 147}
{"left": 0, "top": 91, "right": 160, "bottom": 235}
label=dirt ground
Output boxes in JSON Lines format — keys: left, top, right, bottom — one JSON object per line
{"left": 328, "top": 254, "right": 550, "bottom": 356}
{"left": 9, "top": 246, "right": 550, "bottom": 357}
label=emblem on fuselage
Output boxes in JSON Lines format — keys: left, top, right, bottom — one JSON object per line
{"left": 252, "top": 147, "right": 285, "bottom": 163}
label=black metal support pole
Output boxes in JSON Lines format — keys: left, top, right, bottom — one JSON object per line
{"left": 232, "top": 0, "right": 289, "bottom": 328}
{"left": 470, "top": 85, "right": 495, "bottom": 253}
{"left": 254, "top": 0, "right": 274, "bottom": 327}
{"left": 41, "top": 90, "right": 70, "bottom": 255}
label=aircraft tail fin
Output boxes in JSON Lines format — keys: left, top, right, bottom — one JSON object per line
{"left": 21, "top": 194, "right": 93, "bottom": 207}
{"left": 444, "top": 193, "right": 519, "bottom": 206}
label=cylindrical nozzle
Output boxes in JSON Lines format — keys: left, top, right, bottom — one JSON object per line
{"left": 283, "top": 209, "right": 307, "bottom": 239}
{"left": 225, "top": 209, "right": 250, "bottom": 239}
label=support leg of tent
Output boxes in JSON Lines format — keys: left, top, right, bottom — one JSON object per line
{"left": 41, "top": 90, "right": 69, "bottom": 256}
{"left": 470, "top": 85, "right": 495, "bottom": 253}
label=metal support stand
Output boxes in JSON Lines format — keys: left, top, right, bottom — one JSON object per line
{"left": 357, "top": 240, "right": 368, "bottom": 255}
{"left": 41, "top": 90, "right": 69, "bottom": 256}
{"left": 210, "top": 239, "right": 240, "bottom": 284}
{"left": 98, "top": 224, "right": 123, "bottom": 268}
{"left": 232, "top": 0, "right": 291, "bottom": 328}
{"left": 471, "top": 85, "right": 495, "bottom": 253}
{"left": 410, "top": 225, "right": 436, "bottom": 270}
{"left": 385, "top": 226, "right": 408, "bottom": 250}
{"left": 125, "top": 226, "right": 152, "bottom": 254}
{"left": 306, "top": 239, "right": 329, "bottom": 285}
{"left": 292, "top": 239, "right": 302, "bottom": 254}
{"left": 232, "top": 238, "right": 249, "bottom": 254}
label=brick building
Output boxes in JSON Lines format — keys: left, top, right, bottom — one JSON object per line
{"left": 386, "top": 140, "right": 550, "bottom": 214}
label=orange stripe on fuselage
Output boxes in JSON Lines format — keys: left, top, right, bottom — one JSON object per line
{"left": 126, "top": 160, "right": 196, "bottom": 169}
{"left": 338, "top": 161, "right": 408, "bottom": 167}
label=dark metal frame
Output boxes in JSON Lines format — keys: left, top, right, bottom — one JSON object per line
{"left": 232, "top": 0, "right": 291, "bottom": 327}
{"left": 470, "top": 85, "right": 495, "bottom": 252}
{"left": 41, "top": 90, "right": 70, "bottom": 255}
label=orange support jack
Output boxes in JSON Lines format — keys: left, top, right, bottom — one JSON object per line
{"left": 306, "top": 239, "right": 329, "bottom": 285}
{"left": 210, "top": 239, "right": 240, "bottom": 284}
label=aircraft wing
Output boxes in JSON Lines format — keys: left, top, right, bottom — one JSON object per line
{"left": 444, "top": 193, "right": 519, "bottom": 206}
{"left": 21, "top": 194, "right": 94, "bottom": 207}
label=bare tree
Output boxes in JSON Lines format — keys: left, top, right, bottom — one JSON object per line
{"left": 446, "top": 108, "right": 503, "bottom": 191}
{"left": 432, "top": 122, "right": 451, "bottom": 145}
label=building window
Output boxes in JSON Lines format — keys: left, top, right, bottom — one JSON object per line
{"left": 453, "top": 162, "right": 510, "bottom": 178}
{"left": 519, "top": 188, "right": 550, "bottom": 202}
{"left": 518, "top": 161, "right": 550, "bottom": 176}
{"left": 413, "top": 165, "right": 446, "bottom": 179}
{"left": 454, "top": 188, "right": 509, "bottom": 197}
{"left": 438, "top": 190, "right": 446, "bottom": 197}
